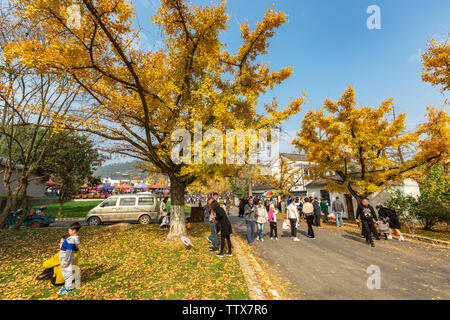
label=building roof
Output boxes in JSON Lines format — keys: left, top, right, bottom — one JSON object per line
{"left": 252, "top": 183, "right": 272, "bottom": 191}
{"left": 0, "top": 156, "right": 24, "bottom": 170}
{"left": 280, "top": 153, "right": 308, "bottom": 162}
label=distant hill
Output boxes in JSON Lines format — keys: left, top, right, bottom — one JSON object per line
{"left": 94, "top": 160, "right": 145, "bottom": 178}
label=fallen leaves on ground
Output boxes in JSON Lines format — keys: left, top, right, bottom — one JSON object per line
{"left": 0, "top": 224, "right": 250, "bottom": 300}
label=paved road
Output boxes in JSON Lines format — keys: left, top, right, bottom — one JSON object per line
{"left": 229, "top": 212, "right": 450, "bottom": 300}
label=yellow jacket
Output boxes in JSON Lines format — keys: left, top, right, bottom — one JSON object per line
{"left": 42, "top": 251, "right": 79, "bottom": 285}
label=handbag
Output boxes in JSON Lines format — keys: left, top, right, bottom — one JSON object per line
{"left": 282, "top": 219, "right": 290, "bottom": 230}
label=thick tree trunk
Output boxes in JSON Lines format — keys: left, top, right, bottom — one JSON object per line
{"left": 0, "top": 192, "right": 18, "bottom": 229}
{"left": 0, "top": 171, "right": 21, "bottom": 229}
{"left": 167, "top": 177, "right": 188, "bottom": 241}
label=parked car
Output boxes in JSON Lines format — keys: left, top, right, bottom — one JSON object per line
{"left": 85, "top": 193, "right": 159, "bottom": 226}
{"left": 7, "top": 206, "right": 55, "bottom": 229}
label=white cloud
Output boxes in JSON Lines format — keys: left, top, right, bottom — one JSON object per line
{"left": 408, "top": 48, "right": 423, "bottom": 63}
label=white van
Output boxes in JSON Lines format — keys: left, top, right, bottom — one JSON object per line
{"left": 85, "top": 193, "right": 159, "bottom": 226}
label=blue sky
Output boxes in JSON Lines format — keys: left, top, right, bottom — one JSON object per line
{"left": 132, "top": 0, "right": 449, "bottom": 154}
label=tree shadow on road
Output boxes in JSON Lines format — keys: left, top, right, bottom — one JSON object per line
{"left": 342, "top": 230, "right": 366, "bottom": 243}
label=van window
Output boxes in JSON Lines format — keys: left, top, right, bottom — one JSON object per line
{"left": 138, "top": 197, "right": 155, "bottom": 206}
{"left": 102, "top": 198, "right": 117, "bottom": 207}
{"left": 119, "top": 198, "right": 136, "bottom": 206}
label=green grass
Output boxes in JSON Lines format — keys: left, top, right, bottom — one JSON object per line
{"left": 0, "top": 223, "right": 250, "bottom": 300}
{"left": 35, "top": 201, "right": 103, "bottom": 219}
{"left": 35, "top": 200, "right": 191, "bottom": 219}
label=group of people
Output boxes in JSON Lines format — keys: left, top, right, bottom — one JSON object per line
{"left": 241, "top": 196, "right": 323, "bottom": 244}
{"left": 237, "top": 194, "right": 404, "bottom": 248}
{"left": 36, "top": 222, "right": 82, "bottom": 295}
{"left": 356, "top": 197, "right": 405, "bottom": 247}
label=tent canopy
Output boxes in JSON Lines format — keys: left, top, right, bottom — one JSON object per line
{"left": 45, "top": 179, "right": 60, "bottom": 186}
{"left": 115, "top": 183, "right": 132, "bottom": 190}
{"left": 133, "top": 183, "right": 149, "bottom": 189}
{"left": 99, "top": 186, "right": 114, "bottom": 190}
{"left": 149, "top": 183, "right": 168, "bottom": 189}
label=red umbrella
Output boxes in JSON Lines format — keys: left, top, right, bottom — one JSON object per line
{"left": 45, "top": 179, "right": 60, "bottom": 186}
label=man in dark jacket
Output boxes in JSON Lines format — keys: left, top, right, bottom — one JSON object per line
{"left": 313, "top": 197, "right": 322, "bottom": 227}
{"left": 356, "top": 198, "right": 380, "bottom": 247}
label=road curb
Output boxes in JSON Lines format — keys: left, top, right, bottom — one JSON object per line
{"left": 232, "top": 235, "right": 267, "bottom": 300}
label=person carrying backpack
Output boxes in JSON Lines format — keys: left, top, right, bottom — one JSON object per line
{"left": 303, "top": 198, "right": 315, "bottom": 239}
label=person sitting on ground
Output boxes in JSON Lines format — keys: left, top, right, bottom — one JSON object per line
{"left": 159, "top": 197, "right": 170, "bottom": 228}
{"left": 36, "top": 235, "right": 79, "bottom": 286}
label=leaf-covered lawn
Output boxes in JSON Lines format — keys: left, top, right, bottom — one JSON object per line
{"left": 0, "top": 223, "right": 249, "bottom": 300}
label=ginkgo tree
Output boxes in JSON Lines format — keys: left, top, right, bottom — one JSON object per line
{"left": 421, "top": 36, "right": 450, "bottom": 93}
{"left": 4, "top": 0, "right": 305, "bottom": 239}
{"left": 253, "top": 154, "right": 306, "bottom": 213}
{"left": 293, "top": 85, "right": 449, "bottom": 203}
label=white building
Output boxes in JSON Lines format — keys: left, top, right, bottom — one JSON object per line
{"left": 253, "top": 153, "right": 420, "bottom": 219}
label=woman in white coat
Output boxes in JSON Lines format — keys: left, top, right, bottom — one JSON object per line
{"left": 255, "top": 199, "right": 269, "bottom": 241}
{"left": 287, "top": 199, "right": 300, "bottom": 241}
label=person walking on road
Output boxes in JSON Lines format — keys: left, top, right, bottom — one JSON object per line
{"left": 225, "top": 197, "right": 231, "bottom": 216}
{"left": 320, "top": 199, "right": 329, "bottom": 223}
{"left": 303, "top": 197, "right": 315, "bottom": 239}
{"left": 313, "top": 197, "right": 322, "bottom": 228}
{"left": 356, "top": 198, "right": 380, "bottom": 247}
{"left": 255, "top": 199, "right": 268, "bottom": 242}
{"left": 332, "top": 196, "right": 345, "bottom": 228}
{"left": 287, "top": 199, "right": 300, "bottom": 241}
{"left": 211, "top": 201, "right": 233, "bottom": 258}
{"left": 268, "top": 200, "right": 278, "bottom": 240}
{"left": 244, "top": 198, "right": 257, "bottom": 245}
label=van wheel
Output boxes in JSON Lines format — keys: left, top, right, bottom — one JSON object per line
{"left": 88, "top": 216, "right": 101, "bottom": 226}
{"left": 138, "top": 215, "right": 151, "bottom": 225}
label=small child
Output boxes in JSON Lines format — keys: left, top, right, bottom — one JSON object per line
{"left": 58, "top": 222, "right": 81, "bottom": 295}
{"left": 377, "top": 217, "right": 390, "bottom": 240}
{"left": 268, "top": 201, "right": 278, "bottom": 240}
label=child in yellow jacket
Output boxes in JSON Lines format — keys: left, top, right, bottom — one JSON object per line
{"left": 36, "top": 235, "right": 79, "bottom": 286}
